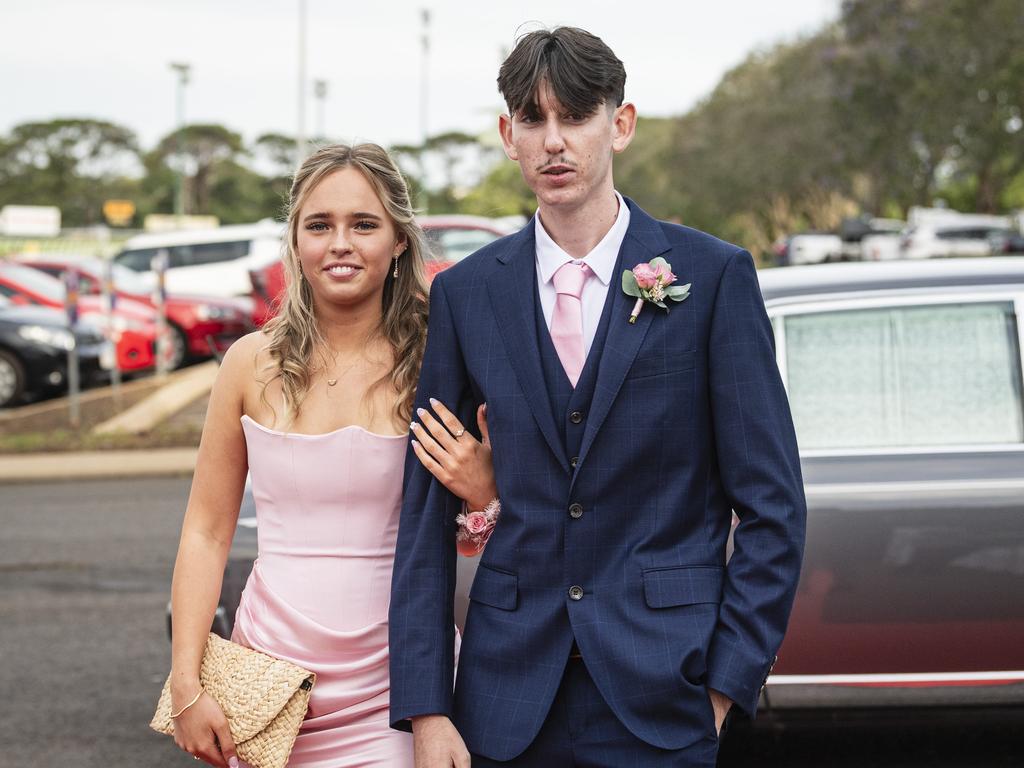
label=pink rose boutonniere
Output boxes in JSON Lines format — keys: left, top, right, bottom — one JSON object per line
{"left": 455, "top": 498, "right": 501, "bottom": 557}
{"left": 622, "top": 257, "right": 690, "bottom": 323}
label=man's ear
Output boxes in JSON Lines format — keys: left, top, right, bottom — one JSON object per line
{"left": 611, "top": 102, "right": 637, "bottom": 154}
{"left": 498, "top": 113, "right": 519, "bottom": 161}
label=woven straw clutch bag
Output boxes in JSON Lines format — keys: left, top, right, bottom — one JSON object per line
{"left": 151, "top": 633, "right": 316, "bottom": 768}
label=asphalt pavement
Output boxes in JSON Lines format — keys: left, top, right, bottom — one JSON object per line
{"left": 1, "top": 477, "right": 1021, "bottom": 767}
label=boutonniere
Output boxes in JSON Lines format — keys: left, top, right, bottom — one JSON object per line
{"left": 621, "top": 257, "right": 691, "bottom": 323}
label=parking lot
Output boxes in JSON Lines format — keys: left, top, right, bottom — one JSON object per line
{"left": 0, "top": 476, "right": 1021, "bottom": 767}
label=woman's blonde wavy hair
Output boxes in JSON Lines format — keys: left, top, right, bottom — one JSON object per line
{"left": 260, "top": 143, "right": 430, "bottom": 429}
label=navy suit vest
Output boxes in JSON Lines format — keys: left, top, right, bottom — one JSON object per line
{"left": 534, "top": 274, "right": 619, "bottom": 462}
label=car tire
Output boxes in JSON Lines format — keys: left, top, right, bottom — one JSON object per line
{"left": 167, "top": 324, "right": 189, "bottom": 370}
{"left": 0, "top": 348, "right": 26, "bottom": 408}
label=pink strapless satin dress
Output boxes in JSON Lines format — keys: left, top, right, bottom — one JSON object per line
{"left": 233, "top": 415, "right": 456, "bottom": 767}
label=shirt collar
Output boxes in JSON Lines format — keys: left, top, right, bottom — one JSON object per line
{"left": 535, "top": 191, "right": 631, "bottom": 287}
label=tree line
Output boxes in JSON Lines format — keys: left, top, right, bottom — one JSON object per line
{"left": 1, "top": 0, "right": 1021, "bottom": 258}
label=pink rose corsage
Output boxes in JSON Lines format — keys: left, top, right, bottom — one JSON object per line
{"left": 622, "top": 257, "right": 690, "bottom": 323}
{"left": 455, "top": 498, "right": 501, "bottom": 557}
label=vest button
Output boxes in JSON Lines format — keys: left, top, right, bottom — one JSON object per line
{"left": 569, "top": 502, "right": 583, "bottom": 519}
{"left": 570, "top": 456, "right": 579, "bottom": 468}
{"left": 568, "top": 585, "right": 584, "bottom": 601}
{"left": 569, "top": 411, "right": 584, "bottom": 424}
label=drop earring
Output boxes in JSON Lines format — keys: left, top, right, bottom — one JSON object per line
{"left": 392, "top": 256, "right": 400, "bottom": 279}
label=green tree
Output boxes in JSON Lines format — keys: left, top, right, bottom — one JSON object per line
{"left": 836, "top": 0, "right": 1024, "bottom": 213}
{"left": 153, "top": 124, "right": 245, "bottom": 215}
{"left": 0, "top": 118, "right": 140, "bottom": 226}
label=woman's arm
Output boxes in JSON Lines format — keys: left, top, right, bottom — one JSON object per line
{"left": 167, "top": 336, "right": 255, "bottom": 766}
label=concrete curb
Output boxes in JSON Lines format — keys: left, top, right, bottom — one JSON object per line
{"left": 93, "top": 361, "right": 218, "bottom": 435}
{"left": 0, "top": 448, "right": 198, "bottom": 484}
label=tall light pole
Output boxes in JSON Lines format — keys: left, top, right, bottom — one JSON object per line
{"left": 169, "top": 62, "right": 191, "bottom": 219}
{"left": 420, "top": 8, "right": 431, "bottom": 146}
{"left": 313, "top": 79, "right": 328, "bottom": 141}
{"left": 297, "top": 0, "right": 308, "bottom": 166}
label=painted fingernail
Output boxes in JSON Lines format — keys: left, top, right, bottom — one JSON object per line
{"left": 409, "top": 421, "right": 416, "bottom": 431}
{"left": 416, "top": 407, "right": 425, "bottom": 417}
{"left": 228, "top": 758, "right": 239, "bottom": 768}
{"left": 429, "top": 397, "right": 439, "bottom": 406}
{"left": 411, "top": 439, "right": 419, "bottom": 447}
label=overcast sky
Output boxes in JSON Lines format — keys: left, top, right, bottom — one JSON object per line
{"left": 2, "top": 0, "right": 841, "bottom": 151}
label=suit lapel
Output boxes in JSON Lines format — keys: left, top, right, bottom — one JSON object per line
{"left": 572, "top": 200, "right": 673, "bottom": 477}
{"left": 486, "top": 224, "right": 570, "bottom": 472}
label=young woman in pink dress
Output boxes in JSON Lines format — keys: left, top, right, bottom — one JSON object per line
{"left": 166, "top": 144, "right": 497, "bottom": 767}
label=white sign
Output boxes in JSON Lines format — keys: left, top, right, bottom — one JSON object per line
{"left": 0, "top": 205, "right": 61, "bottom": 237}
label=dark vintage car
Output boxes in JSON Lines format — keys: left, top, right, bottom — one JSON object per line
{"left": 0, "top": 295, "right": 109, "bottom": 407}
{"left": 177, "top": 256, "right": 1024, "bottom": 714}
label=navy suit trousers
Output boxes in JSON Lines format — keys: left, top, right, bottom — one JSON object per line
{"left": 470, "top": 656, "right": 720, "bottom": 768}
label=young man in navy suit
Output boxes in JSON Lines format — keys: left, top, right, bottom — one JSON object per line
{"left": 391, "top": 26, "right": 806, "bottom": 767}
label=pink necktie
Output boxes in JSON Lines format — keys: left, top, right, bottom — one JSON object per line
{"left": 551, "top": 262, "right": 590, "bottom": 387}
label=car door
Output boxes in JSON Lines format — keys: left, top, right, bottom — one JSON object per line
{"left": 766, "top": 291, "right": 1024, "bottom": 707}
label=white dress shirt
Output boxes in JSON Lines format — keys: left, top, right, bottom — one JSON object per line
{"left": 535, "top": 192, "right": 631, "bottom": 359}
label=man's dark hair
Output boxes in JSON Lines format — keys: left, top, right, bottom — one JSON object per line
{"left": 497, "top": 27, "right": 626, "bottom": 119}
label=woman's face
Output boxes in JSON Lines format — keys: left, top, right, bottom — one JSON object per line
{"left": 295, "top": 166, "right": 405, "bottom": 313}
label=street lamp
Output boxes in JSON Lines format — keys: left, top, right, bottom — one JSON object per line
{"left": 169, "top": 62, "right": 191, "bottom": 219}
{"left": 420, "top": 8, "right": 431, "bottom": 146}
{"left": 314, "top": 79, "right": 328, "bottom": 141}
{"left": 297, "top": 0, "right": 308, "bottom": 166}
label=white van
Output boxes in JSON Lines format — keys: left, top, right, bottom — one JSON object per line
{"left": 900, "top": 209, "right": 1014, "bottom": 260}
{"left": 114, "top": 221, "right": 284, "bottom": 298}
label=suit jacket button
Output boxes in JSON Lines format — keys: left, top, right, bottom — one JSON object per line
{"left": 570, "top": 456, "right": 579, "bottom": 468}
{"left": 569, "top": 410, "right": 584, "bottom": 424}
{"left": 569, "top": 503, "right": 583, "bottom": 519}
{"left": 568, "top": 585, "right": 584, "bottom": 601}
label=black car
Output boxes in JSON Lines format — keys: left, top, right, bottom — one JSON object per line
{"left": 0, "top": 296, "right": 109, "bottom": 408}
{"left": 177, "top": 257, "right": 1024, "bottom": 715}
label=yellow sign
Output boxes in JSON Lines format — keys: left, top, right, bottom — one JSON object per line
{"left": 103, "top": 199, "right": 136, "bottom": 227}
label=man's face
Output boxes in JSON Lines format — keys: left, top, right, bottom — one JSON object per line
{"left": 499, "top": 83, "right": 635, "bottom": 213}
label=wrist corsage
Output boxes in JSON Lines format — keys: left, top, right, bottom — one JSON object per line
{"left": 456, "top": 498, "right": 501, "bottom": 557}
{"left": 622, "top": 257, "right": 690, "bottom": 323}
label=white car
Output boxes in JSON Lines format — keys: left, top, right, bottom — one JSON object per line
{"left": 900, "top": 211, "right": 1014, "bottom": 260}
{"left": 113, "top": 221, "right": 284, "bottom": 298}
{"left": 786, "top": 233, "right": 843, "bottom": 266}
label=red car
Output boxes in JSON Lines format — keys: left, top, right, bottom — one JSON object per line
{"left": 248, "top": 215, "right": 522, "bottom": 324}
{"left": 0, "top": 262, "right": 167, "bottom": 372}
{"left": 17, "top": 255, "right": 254, "bottom": 369}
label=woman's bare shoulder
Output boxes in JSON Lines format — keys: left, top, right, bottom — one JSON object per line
{"left": 215, "top": 330, "right": 276, "bottom": 387}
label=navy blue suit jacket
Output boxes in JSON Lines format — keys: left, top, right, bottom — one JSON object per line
{"left": 389, "top": 199, "right": 806, "bottom": 760}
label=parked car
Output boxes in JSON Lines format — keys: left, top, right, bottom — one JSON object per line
{"left": 839, "top": 217, "right": 905, "bottom": 261}
{"left": 16, "top": 255, "right": 253, "bottom": 369}
{"left": 113, "top": 220, "right": 285, "bottom": 299}
{"left": 989, "top": 230, "right": 1024, "bottom": 255}
{"left": 0, "top": 262, "right": 167, "bottom": 372}
{"left": 758, "top": 256, "right": 1024, "bottom": 710}
{"left": 900, "top": 220, "right": 1016, "bottom": 260}
{"left": 179, "top": 256, "right": 1024, "bottom": 716}
{"left": 786, "top": 232, "right": 843, "bottom": 265}
{"left": 0, "top": 295, "right": 109, "bottom": 407}
{"left": 248, "top": 215, "right": 520, "bottom": 324}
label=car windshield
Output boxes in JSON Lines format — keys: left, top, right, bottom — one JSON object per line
{"left": 110, "top": 263, "right": 152, "bottom": 293}
{"left": 0, "top": 263, "right": 65, "bottom": 301}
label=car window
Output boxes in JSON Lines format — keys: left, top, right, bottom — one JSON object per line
{"left": 0, "top": 264, "right": 65, "bottom": 302}
{"left": 115, "top": 247, "right": 160, "bottom": 272}
{"left": 783, "top": 301, "right": 1024, "bottom": 449}
{"left": 424, "top": 228, "right": 501, "bottom": 263}
{"left": 169, "top": 240, "right": 251, "bottom": 267}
